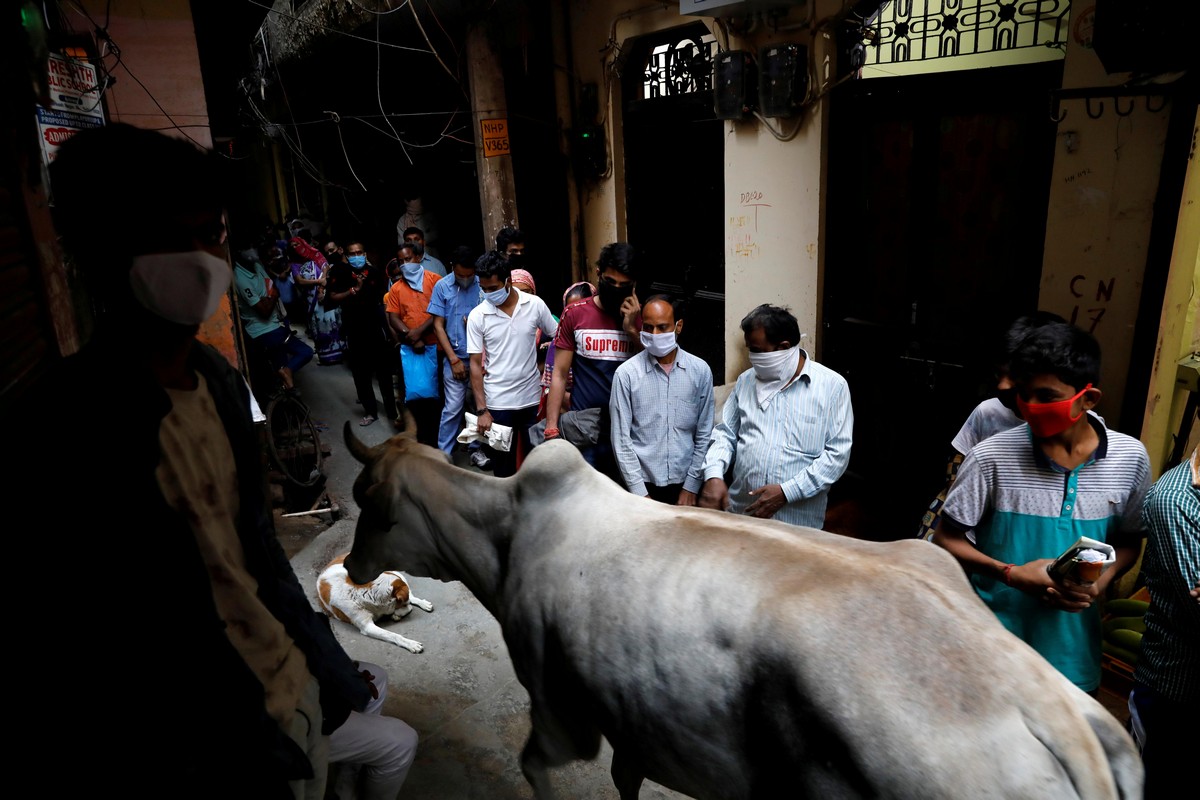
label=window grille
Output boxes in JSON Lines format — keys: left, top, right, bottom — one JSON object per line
{"left": 642, "top": 32, "right": 719, "bottom": 100}
{"left": 863, "top": 0, "right": 1070, "bottom": 66}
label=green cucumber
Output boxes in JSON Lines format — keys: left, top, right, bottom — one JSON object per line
{"left": 1108, "top": 628, "right": 1143, "bottom": 651}
{"left": 1104, "top": 598, "right": 1150, "bottom": 617}
{"left": 1102, "top": 640, "right": 1139, "bottom": 665}
{"left": 1102, "top": 616, "right": 1147, "bottom": 636}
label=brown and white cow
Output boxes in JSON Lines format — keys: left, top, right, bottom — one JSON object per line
{"left": 343, "top": 421, "right": 1141, "bottom": 800}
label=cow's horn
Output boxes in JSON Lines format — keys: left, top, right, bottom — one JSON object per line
{"left": 343, "top": 421, "right": 374, "bottom": 464}
{"left": 397, "top": 405, "right": 418, "bottom": 437}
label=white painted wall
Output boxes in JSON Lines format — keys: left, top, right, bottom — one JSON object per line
{"left": 721, "top": 89, "right": 825, "bottom": 380}
{"left": 553, "top": 1, "right": 839, "bottom": 383}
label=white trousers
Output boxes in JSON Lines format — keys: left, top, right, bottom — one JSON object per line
{"left": 286, "top": 675, "right": 329, "bottom": 800}
{"left": 328, "top": 662, "right": 418, "bottom": 800}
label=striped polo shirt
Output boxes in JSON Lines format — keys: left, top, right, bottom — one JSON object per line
{"left": 942, "top": 415, "right": 1150, "bottom": 691}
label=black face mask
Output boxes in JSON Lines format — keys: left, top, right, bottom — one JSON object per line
{"left": 597, "top": 280, "right": 633, "bottom": 312}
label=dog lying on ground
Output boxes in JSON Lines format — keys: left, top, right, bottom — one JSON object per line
{"left": 316, "top": 554, "right": 434, "bottom": 653}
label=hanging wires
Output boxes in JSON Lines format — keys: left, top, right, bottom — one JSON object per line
{"left": 751, "top": 110, "right": 804, "bottom": 142}
{"left": 376, "top": 14, "right": 413, "bottom": 164}
{"left": 347, "top": 0, "right": 410, "bottom": 15}
{"left": 423, "top": 0, "right": 459, "bottom": 61}
{"left": 407, "top": 0, "right": 462, "bottom": 91}
{"left": 325, "top": 111, "right": 368, "bottom": 191}
{"left": 245, "top": 91, "right": 341, "bottom": 186}
{"left": 243, "top": 0, "right": 431, "bottom": 53}
{"left": 241, "top": 0, "right": 470, "bottom": 173}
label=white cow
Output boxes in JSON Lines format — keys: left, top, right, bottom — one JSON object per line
{"left": 343, "top": 421, "right": 1141, "bottom": 800}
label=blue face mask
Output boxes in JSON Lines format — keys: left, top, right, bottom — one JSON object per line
{"left": 484, "top": 284, "right": 510, "bottom": 306}
{"left": 455, "top": 275, "right": 474, "bottom": 289}
{"left": 348, "top": 254, "right": 367, "bottom": 268}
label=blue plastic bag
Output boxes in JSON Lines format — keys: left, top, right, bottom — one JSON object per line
{"left": 399, "top": 344, "right": 439, "bottom": 401}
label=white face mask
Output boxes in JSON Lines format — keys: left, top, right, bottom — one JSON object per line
{"left": 129, "top": 250, "right": 231, "bottom": 325}
{"left": 640, "top": 330, "right": 677, "bottom": 358}
{"left": 748, "top": 346, "right": 802, "bottom": 408}
{"left": 748, "top": 347, "right": 796, "bottom": 381}
{"left": 747, "top": 346, "right": 799, "bottom": 382}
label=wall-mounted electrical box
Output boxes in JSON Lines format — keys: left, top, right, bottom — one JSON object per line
{"left": 681, "top": 0, "right": 806, "bottom": 17}
{"left": 571, "top": 125, "right": 607, "bottom": 182}
{"left": 759, "top": 43, "right": 807, "bottom": 117}
{"left": 714, "top": 50, "right": 757, "bottom": 120}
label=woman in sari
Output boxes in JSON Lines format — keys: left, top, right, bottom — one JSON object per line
{"left": 291, "top": 242, "right": 345, "bottom": 365}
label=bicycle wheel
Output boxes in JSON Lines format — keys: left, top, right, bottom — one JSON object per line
{"left": 266, "top": 392, "right": 324, "bottom": 487}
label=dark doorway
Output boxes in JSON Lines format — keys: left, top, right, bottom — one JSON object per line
{"left": 622, "top": 24, "right": 724, "bottom": 378}
{"left": 824, "top": 62, "right": 1062, "bottom": 540}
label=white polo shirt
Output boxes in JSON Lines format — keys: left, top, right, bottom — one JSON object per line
{"left": 466, "top": 288, "right": 558, "bottom": 410}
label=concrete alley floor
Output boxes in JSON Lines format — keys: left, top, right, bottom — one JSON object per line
{"left": 278, "top": 356, "right": 687, "bottom": 800}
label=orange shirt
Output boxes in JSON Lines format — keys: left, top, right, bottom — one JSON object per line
{"left": 384, "top": 270, "right": 441, "bottom": 347}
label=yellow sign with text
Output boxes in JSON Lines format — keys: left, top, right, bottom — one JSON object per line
{"left": 481, "top": 118, "right": 510, "bottom": 158}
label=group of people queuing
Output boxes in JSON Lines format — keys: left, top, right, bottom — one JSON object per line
{"left": 231, "top": 220, "right": 452, "bottom": 427}
{"left": 30, "top": 123, "right": 1192, "bottom": 797}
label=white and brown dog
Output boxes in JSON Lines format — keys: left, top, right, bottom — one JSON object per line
{"left": 316, "top": 554, "right": 434, "bottom": 653}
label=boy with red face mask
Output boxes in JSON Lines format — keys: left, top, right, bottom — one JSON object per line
{"left": 935, "top": 323, "right": 1150, "bottom": 694}
{"left": 916, "top": 311, "right": 1067, "bottom": 541}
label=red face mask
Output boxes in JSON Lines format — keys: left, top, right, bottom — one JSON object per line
{"left": 1016, "top": 383, "right": 1092, "bottom": 438}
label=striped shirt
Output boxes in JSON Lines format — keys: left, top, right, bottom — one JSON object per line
{"left": 702, "top": 351, "right": 853, "bottom": 529}
{"left": 1133, "top": 447, "right": 1199, "bottom": 704}
{"left": 942, "top": 416, "right": 1151, "bottom": 691}
{"left": 609, "top": 347, "right": 715, "bottom": 496}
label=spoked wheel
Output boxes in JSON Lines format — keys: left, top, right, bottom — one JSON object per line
{"left": 265, "top": 391, "right": 323, "bottom": 487}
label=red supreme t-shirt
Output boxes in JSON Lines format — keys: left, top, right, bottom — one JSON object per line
{"left": 552, "top": 298, "right": 635, "bottom": 411}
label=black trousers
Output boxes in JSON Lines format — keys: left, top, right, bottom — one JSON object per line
{"left": 645, "top": 483, "right": 684, "bottom": 504}
{"left": 346, "top": 330, "right": 396, "bottom": 421}
{"left": 488, "top": 405, "right": 539, "bottom": 478}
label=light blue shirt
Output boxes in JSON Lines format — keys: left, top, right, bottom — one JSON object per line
{"left": 609, "top": 347, "right": 714, "bottom": 496}
{"left": 427, "top": 273, "right": 480, "bottom": 359}
{"left": 703, "top": 351, "right": 853, "bottom": 528}
{"left": 421, "top": 253, "right": 447, "bottom": 277}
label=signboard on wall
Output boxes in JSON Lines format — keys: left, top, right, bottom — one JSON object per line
{"left": 480, "top": 118, "right": 510, "bottom": 158}
{"left": 35, "top": 52, "right": 105, "bottom": 165}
